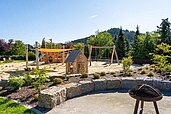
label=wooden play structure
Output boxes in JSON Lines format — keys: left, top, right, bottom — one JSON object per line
{"left": 65, "top": 50, "right": 88, "bottom": 74}
{"left": 39, "top": 48, "right": 72, "bottom": 63}
{"left": 88, "top": 45, "right": 119, "bottom": 66}
{"left": 25, "top": 42, "right": 73, "bottom": 69}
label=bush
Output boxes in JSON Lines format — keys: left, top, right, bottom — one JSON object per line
{"left": 147, "top": 72, "right": 154, "bottom": 77}
{"left": 163, "top": 65, "right": 171, "bottom": 72}
{"left": 140, "top": 70, "right": 146, "bottom": 74}
{"left": 28, "top": 52, "right": 35, "bottom": 60}
{"left": 53, "top": 78, "right": 63, "bottom": 84}
{"left": 122, "top": 56, "right": 133, "bottom": 74}
{"left": 10, "top": 55, "right": 25, "bottom": 60}
{"left": 80, "top": 73, "right": 88, "bottom": 78}
{"left": 9, "top": 77, "right": 25, "bottom": 90}
{"left": 23, "top": 73, "right": 32, "bottom": 86}
{"left": 110, "top": 72, "right": 115, "bottom": 75}
{"left": 93, "top": 74, "right": 100, "bottom": 79}
{"left": 32, "top": 68, "right": 49, "bottom": 93}
{"left": 127, "top": 72, "right": 132, "bottom": 76}
{"left": 100, "top": 72, "right": 106, "bottom": 76}
{"left": 33, "top": 93, "right": 39, "bottom": 101}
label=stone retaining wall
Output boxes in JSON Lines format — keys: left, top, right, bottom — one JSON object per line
{"left": 38, "top": 77, "right": 171, "bottom": 108}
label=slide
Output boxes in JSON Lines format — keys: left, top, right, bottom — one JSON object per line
{"left": 29, "top": 54, "right": 45, "bottom": 65}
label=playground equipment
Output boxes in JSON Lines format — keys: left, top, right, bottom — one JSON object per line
{"left": 65, "top": 50, "right": 88, "bottom": 74}
{"left": 88, "top": 45, "right": 119, "bottom": 66}
{"left": 25, "top": 42, "right": 73, "bottom": 69}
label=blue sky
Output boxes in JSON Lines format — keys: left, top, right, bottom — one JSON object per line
{"left": 0, "top": 0, "right": 171, "bottom": 44}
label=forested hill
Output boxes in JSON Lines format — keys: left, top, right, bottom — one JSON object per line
{"left": 72, "top": 28, "right": 135, "bottom": 44}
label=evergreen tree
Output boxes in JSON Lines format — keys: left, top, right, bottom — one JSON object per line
{"left": 115, "top": 27, "right": 129, "bottom": 58}
{"left": 41, "top": 37, "right": 46, "bottom": 48}
{"left": 133, "top": 25, "right": 140, "bottom": 47}
{"left": 157, "top": 18, "right": 171, "bottom": 44}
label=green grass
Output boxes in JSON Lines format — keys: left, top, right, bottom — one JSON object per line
{"left": 0, "top": 60, "right": 25, "bottom": 64}
{"left": 0, "top": 97, "right": 35, "bottom": 114}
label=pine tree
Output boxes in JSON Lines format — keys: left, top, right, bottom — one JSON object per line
{"left": 115, "top": 27, "right": 129, "bottom": 58}
{"left": 133, "top": 25, "right": 140, "bottom": 47}
{"left": 41, "top": 37, "right": 46, "bottom": 48}
{"left": 157, "top": 18, "right": 171, "bottom": 44}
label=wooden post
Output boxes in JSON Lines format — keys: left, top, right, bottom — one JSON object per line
{"left": 88, "top": 46, "right": 92, "bottom": 66}
{"left": 35, "top": 42, "right": 39, "bottom": 69}
{"left": 114, "top": 47, "right": 119, "bottom": 65}
{"left": 26, "top": 44, "right": 28, "bottom": 69}
{"left": 62, "top": 45, "right": 65, "bottom": 64}
{"left": 110, "top": 45, "right": 115, "bottom": 64}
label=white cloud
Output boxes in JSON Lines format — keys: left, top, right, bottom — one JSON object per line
{"left": 89, "top": 14, "right": 98, "bottom": 19}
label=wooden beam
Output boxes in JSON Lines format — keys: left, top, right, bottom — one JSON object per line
{"left": 110, "top": 45, "right": 115, "bottom": 64}
{"left": 35, "top": 42, "right": 39, "bottom": 69}
{"left": 88, "top": 46, "right": 92, "bottom": 66}
{"left": 62, "top": 45, "right": 65, "bottom": 64}
{"left": 114, "top": 47, "right": 119, "bottom": 65}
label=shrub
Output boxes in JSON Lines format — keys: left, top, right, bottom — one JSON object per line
{"left": 138, "top": 68, "right": 142, "bottom": 71}
{"left": 122, "top": 56, "right": 133, "bottom": 74}
{"left": 110, "top": 72, "right": 115, "bottom": 75}
{"left": 23, "top": 73, "right": 32, "bottom": 86}
{"left": 147, "top": 72, "right": 154, "bottom": 77}
{"left": 53, "top": 78, "right": 63, "bottom": 84}
{"left": 163, "top": 65, "right": 171, "bottom": 72}
{"left": 9, "top": 77, "right": 25, "bottom": 90}
{"left": 33, "top": 93, "right": 39, "bottom": 101}
{"left": 80, "top": 73, "right": 88, "bottom": 78}
{"left": 100, "top": 72, "right": 106, "bottom": 76}
{"left": 127, "top": 72, "right": 132, "bottom": 77}
{"left": 32, "top": 68, "right": 49, "bottom": 93}
{"left": 28, "top": 52, "right": 35, "bottom": 60}
{"left": 93, "top": 74, "right": 100, "bottom": 79}
{"left": 140, "top": 70, "right": 146, "bottom": 74}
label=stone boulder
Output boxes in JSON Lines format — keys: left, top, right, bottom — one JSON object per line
{"left": 92, "top": 79, "right": 106, "bottom": 91}
{"left": 38, "top": 86, "right": 66, "bottom": 108}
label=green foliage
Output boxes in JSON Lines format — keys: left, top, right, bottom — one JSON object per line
{"left": 11, "top": 40, "right": 26, "bottom": 56}
{"left": 41, "top": 38, "right": 46, "bottom": 48}
{"left": 132, "top": 33, "right": 158, "bottom": 60}
{"left": 74, "top": 43, "right": 84, "bottom": 50}
{"left": 53, "top": 78, "right": 63, "bottom": 84}
{"left": 100, "top": 72, "right": 106, "bottom": 76}
{"left": 28, "top": 51, "right": 35, "bottom": 60}
{"left": 147, "top": 72, "right": 154, "bottom": 77}
{"left": 0, "top": 98, "right": 35, "bottom": 114}
{"left": 110, "top": 72, "right": 115, "bottom": 75}
{"left": 122, "top": 56, "right": 133, "bottom": 73}
{"left": 9, "top": 77, "right": 25, "bottom": 90}
{"left": 33, "top": 93, "right": 39, "bottom": 101}
{"left": 127, "top": 72, "right": 133, "bottom": 76}
{"left": 87, "top": 32, "right": 114, "bottom": 46}
{"left": 32, "top": 68, "right": 49, "bottom": 93}
{"left": 151, "top": 43, "right": 171, "bottom": 70}
{"left": 93, "top": 74, "right": 101, "bottom": 79}
{"left": 140, "top": 70, "right": 146, "bottom": 74}
{"left": 115, "top": 28, "right": 129, "bottom": 58}
{"left": 157, "top": 18, "right": 171, "bottom": 44}
{"left": 163, "top": 65, "right": 171, "bottom": 72}
{"left": 81, "top": 73, "right": 88, "bottom": 78}
{"left": 23, "top": 73, "right": 32, "bottom": 86}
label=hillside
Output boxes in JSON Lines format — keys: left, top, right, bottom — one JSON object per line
{"left": 72, "top": 28, "right": 135, "bottom": 44}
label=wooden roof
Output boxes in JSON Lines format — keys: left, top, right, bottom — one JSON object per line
{"left": 39, "top": 48, "right": 73, "bottom": 52}
{"left": 65, "top": 50, "right": 80, "bottom": 62}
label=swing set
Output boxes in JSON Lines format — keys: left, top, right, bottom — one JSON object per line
{"left": 88, "top": 45, "right": 119, "bottom": 66}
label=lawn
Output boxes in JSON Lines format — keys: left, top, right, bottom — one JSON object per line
{"left": 0, "top": 60, "right": 25, "bottom": 64}
{"left": 0, "top": 97, "right": 35, "bottom": 114}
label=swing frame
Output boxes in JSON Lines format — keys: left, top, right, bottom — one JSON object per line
{"left": 88, "top": 45, "right": 119, "bottom": 66}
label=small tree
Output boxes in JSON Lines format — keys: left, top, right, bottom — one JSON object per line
{"left": 122, "top": 56, "right": 133, "bottom": 74}
{"left": 11, "top": 40, "right": 26, "bottom": 56}
{"left": 32, "top": 68, "right": 49, "bottom": 93}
